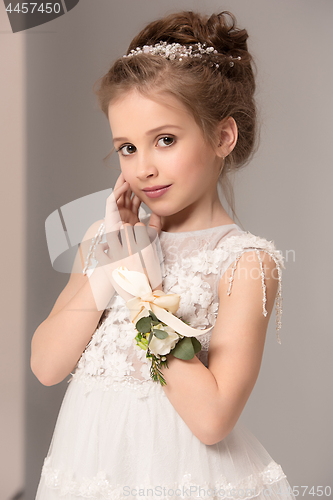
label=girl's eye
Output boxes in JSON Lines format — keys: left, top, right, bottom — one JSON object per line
{"left": 117, "top": 144, "right": 137, "bottom": 156}
{"left": 157, "top": 136, "right": 175, "bottom": 147}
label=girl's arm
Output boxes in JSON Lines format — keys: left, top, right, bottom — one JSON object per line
{"left": 31, "top": 174, "right": 142, "bottom": 386}
{"left": 160, "top": 250, "right": 279, "bottom": 445}
{"left": 30, "top": 219, "right": 112, "bottom": 386}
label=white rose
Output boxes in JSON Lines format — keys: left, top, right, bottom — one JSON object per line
{"left": 148, "top": 324, "right": 180, "bottom": 356}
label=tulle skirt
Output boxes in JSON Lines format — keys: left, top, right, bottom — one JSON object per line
{"left": 36, "top": 377, "right": 296, "bottom": 500}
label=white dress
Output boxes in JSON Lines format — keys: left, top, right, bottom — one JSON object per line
{"left": 35, "top": 222, "right": 296, "bottom": 500}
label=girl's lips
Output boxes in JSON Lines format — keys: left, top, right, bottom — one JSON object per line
{"left": 143, "top": 184, "right": 172, "bottom": 198}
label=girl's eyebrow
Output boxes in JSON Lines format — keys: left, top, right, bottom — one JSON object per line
{"left": 113, "top": 125, "right": 183, "bottom": 143}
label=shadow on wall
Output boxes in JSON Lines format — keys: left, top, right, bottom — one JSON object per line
{"left": 10, "top": 490, "right": 24, "bottom": 500}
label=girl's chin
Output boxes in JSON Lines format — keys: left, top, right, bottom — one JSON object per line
{"left": 146, "top": 206, "right": 178, "bottom": 218}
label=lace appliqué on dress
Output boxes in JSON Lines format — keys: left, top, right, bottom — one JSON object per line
{"left": 41, "top": 456, "right": 286, "bottom": 500}
{"left": 69, "top": 294, "right": 162, "bottom": 399}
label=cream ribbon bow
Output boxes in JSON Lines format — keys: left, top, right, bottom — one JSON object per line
{"left": 111, "top": 266, "right": 214, "bottom": 337}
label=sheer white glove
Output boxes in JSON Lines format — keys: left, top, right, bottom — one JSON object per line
{"left": 93, "top": 223, "right": 162, "bottom": 303}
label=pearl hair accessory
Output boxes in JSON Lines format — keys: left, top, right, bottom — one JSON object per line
{"left": 123, "top": 41, "right": 241, "bottom": 68}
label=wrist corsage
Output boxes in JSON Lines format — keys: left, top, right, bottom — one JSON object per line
{"left": 135, "top": 310, "right": 202, "bottom": 386}
{"left": 111, "top": 266, "right": 213, "bottom": 386}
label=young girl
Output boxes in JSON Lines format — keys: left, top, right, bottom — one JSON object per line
{"left": 32, "top": 10, "right": 296, "bottom": 500}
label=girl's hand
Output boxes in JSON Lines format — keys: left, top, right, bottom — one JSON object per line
{"left": 105, "top": 172, "right": 141, "bottom": 233}
{"left": 105, "top": 172, "right": 162, "bottom": 235}
{"left": 86, "top": 173, "right": 163, "bottom": 309}
{"left": 95, "top": 223, "right": 163, "bottom": 302}
{"left": 148, "top": 211, "right": 162, "bottom": 236}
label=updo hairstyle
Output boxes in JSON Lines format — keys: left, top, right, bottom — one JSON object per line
{"left": 94, "top": 11, "right": 257, "bottom": 218}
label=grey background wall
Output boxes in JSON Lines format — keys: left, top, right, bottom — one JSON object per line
{"left": 1, "top": 0, "right": 333, "bottom": 499}
{"left": 0, "top": 7, "right": 25, "bottom": 500}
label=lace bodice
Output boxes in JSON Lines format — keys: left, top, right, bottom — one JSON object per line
{"left": 71, "top": 222, "right": 284, "bottom": 398}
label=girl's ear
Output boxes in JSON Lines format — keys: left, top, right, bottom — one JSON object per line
{"left": 215, "top": 117, "right": 238, "bottom": 159}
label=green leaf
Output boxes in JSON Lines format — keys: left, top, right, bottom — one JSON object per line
{"left": 153, "top": 328, "right": 168, "bottom": 339}
{"left": 191, "top": 337, "right": 202, "bottom": 354}
{"left": 171, "top": 337, "right": 195, "bottom": 360}
{"left": 148, "top": 331, "right": 153, "bottom": 346}
{"left": 136, "top": 316, "right": 152, "bottom": 333}
{"left": 149, "top": 310, "right": 159, "bottom": 322}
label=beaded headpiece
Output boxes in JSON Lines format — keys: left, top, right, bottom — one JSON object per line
{"left": 123, "top": 41, "right": 241, "bottom": 68}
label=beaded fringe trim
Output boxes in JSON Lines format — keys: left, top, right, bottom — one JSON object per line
{"left": 227, "top": 249, "right": 283, "bottom": 344}
{"left": 82, "top": 222, "right": 105, "bottom": 277}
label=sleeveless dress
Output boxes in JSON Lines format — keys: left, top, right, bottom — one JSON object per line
{"left": 35, "top": 222, "right": 296, "bottom": 500}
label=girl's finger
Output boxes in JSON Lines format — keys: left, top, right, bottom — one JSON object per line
{"left": 113, "top": 171, "right": 126, "bottom": 191}
{"left": 105, "top": 191, "right": 124, "bottom": 233}
{"left": 106, "top": 185, "right": 128, "bottom": 220}
{"left": 133, "top": 223, "right": 150, "bottom": 249}
{"left": 105, "top": 177, "right": 130, "bottom": 229}
{"left": 111, "top": 173, "right": 131, "bottom": 209}
{"left": 120, "top": 224, "right": 137, "bottom": 257}
{"left": 132, "top": 194, "right": 142, "bottom": 215}
{"left": 124, "top": 187, "right": 132, "bottom": 209}
{"left": 112, "top": 181, "right": 129, "bottom": 204}
{"left": 104, "top": 230, "right": 124, "bottom": 262}
{"left": 148, "top": 212, "right": 162, "bottom": 235}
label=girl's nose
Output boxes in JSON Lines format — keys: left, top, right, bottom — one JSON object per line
{"left": 135, "top": 152, "right": 158, "bottom": 179}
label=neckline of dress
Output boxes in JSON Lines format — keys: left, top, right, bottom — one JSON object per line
{"left": 160, "top": 223, "right": 242, "bottom": 237}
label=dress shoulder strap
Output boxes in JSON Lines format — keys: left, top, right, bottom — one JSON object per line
{"left": 220, "top": 231, "right": 285, "bottom": 344}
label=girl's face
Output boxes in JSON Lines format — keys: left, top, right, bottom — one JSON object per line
{"left": 108, "top": 89, "right": 222, "bottom": 226}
